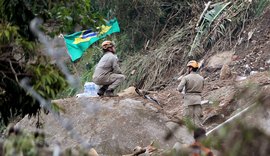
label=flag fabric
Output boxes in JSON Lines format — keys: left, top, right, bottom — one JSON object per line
{"left": 64, "top": 18, "right": 120, "bottom": 61}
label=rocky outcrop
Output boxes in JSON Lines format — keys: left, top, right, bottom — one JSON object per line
{"left": 207, "top": 51, "right": 234, "bottom": 69}
{"left": 16, "top": 97, "right": 191, "bottom": 155}
{"left": 220, "top": 64, "right": 232, "bottom": 80}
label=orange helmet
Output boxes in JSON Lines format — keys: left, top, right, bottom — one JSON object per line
{"left": 187, "top": 60, "right": 199, "bottom": 68}
{"left": 101, "top": 40, "right": 114, "bottom": 50}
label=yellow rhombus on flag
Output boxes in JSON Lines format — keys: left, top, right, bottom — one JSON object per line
{"left": 64, "top": 18, "right": 120, "bottom": 61}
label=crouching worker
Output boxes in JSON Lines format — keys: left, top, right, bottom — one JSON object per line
{"left": 92, "top": 41, "right": 125, "bottom": 97}
{"left": 177, "top": 60, "right": 204, "bottom": 127}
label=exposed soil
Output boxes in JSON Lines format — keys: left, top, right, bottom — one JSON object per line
{"left": 148, "top": 8, "right": 270, "bottom": 130}
{"left": 233, "top": 9, "right": 270, "bottom": 75}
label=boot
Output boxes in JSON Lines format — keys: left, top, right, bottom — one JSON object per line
{"left": 97, "top": 85, "right": 108, "bottom": 96}
{"left": 104, "top": 89, "right": 118, "bottom": 97}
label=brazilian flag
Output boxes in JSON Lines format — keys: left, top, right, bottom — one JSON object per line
{"left": 64, "top": 18, "right": 120, "bottom": 61}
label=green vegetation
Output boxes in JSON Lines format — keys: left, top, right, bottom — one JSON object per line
{"left": 0, "top": 21, "right": 40, "bottom": 125}
{"left": 0, "top": 0, "right": 112, "bottom": 127}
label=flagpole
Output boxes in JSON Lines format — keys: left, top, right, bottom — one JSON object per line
{"left": 59, "top": 34, "right": 72, "bottom": 59}
{"left": 59, "top": 34, "right": 79, "bottom": 77}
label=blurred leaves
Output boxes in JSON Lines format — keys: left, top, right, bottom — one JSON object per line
{"left": 46, "top": 0, "right": 104, "bottom": 34}
{"left": 0, "top": 23, "right": 19, "bottom": 45}
{"left": 0, "top": 2, "right": 69, "bottom": 126}
{"left": 0, "top": 21, "right": 40, "bottom": 126}
{"left": 28, "top": 64, "right": 67, "bottom": 100}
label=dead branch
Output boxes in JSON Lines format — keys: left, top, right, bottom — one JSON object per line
{"left": 9, "top": 59, "right": 19, "bottom": 82}
{"left": 154, "top": 9, "right": 182, "bottom": 42}
{"left": 135, "top": 88, "right": 163, "bottom": 108}
{"left": 123, "top": 141, "right": 158, "bottom": 156}
{"left": 196, "top": 1, "right": 212, "bottom": 28}
{"left": 0, "top": 70, "right": 31, "bottom": 76}
{"left": 123, "top": 146, "right": 146, "bottom": 156}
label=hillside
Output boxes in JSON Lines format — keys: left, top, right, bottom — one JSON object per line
{"left": 8, "top": 3, "right": 270, "bottom": 156}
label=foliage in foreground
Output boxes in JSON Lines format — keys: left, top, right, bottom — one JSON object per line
{"left": 1, "top": 126, "right": 92, "bottom": 156}
{"left": 0, "top": 1, "right": 70, "bottom": 126}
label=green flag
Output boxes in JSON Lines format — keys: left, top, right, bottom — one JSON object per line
{"left": 64, "top": 18, "right": 120, "bottom": 61}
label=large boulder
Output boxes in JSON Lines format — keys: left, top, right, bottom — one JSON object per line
{"left": 16, "top": 97, "right": 191, "bottom": 155}
{"left": 207, "top": 51, "right": 234, "bottom": 69}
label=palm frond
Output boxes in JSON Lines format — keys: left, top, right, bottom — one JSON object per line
{"left": 189, "top": 2, "right": 231, "bottom": 57}
{"left": 204, "top": 2, "right": 231, "bottom": 27}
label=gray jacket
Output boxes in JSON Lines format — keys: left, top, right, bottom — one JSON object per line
{"left": 177, "top": 72, "right": 204, "bottom": 94}
{"left": 93, "top": 52, "right": 122, "bottom": 80}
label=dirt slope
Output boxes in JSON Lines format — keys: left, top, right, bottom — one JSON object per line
{"left": 156, "top": 8, "right": 270, "bottom": 129}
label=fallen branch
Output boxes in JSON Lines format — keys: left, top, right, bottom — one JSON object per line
{"left": 196, "top": 1, "right": 212, "bottom": 28}
{"left": 123, "top": 146, "right": 146, "bottom": 156}
{"left": 135, "top": 88, "right": 162, "bottom": 108}
{"left": 123, "top": 142, "right": 158, "bottom": 156}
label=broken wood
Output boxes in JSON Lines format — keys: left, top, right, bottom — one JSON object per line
{"left": 196, "top": 1, "right": 212, "bottom": 28}
{"left": 122, "top": 146, "right": 146, "bottom": 156}
{"left": 123, "top": 142, "right": 157, "bottom": 156}
{"left": 135, "top": 88, "right": 162, "bottom": 108}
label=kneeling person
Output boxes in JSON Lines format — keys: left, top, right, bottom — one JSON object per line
{"left": 92, "top": 41, "right": 125, "bottom": 97}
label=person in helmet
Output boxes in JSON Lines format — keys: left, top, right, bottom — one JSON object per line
{"left": 92, "top": 40, "right": 125, "bottom": 97}
{"left": 177, "top": 60, "right": 204, "bottom": 127}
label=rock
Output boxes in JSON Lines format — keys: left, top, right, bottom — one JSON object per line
{"left": 245, "top": 71, "right": 270, "bottom": 85}
{"left": 172, "top": 142, "right": 182, "bottom": 152}
{"left": 231, "top": 55, "right": 239, "bottom": 61}
{"left": 235, "top": 76, "right": 247, "bottom": 81}
{"left": 201, "top": 100, "right": 213, "bottom": 109}
{"left": 145, "top": 103, "right": 159, "bottom": 113}
{"left": 88, "top": 148, "right": 99, "bottom": 156}
{"left": 259, "top": 67, "right": 265, "bottom": 71}
{"left": 172, "top": 142, "right": 189, "bottom": 153}
{"left": 204, "top": 85, "right": 235, "bottom": 111}
{"left": 220, "top": 64, "right": 231, "bottom": 80}
{"left": 250, "top": 71, "right": 258, "bottom": 75}
{"left": 117, "top": 86, "right": 137, "bottom": 97}
{"left": 16, "top": 98, "right": 180, "bottom": 155}
{"left": 243, "top": 64, "right": 251, "bottom": 75}
{"left": 165, "top": 122, "right": 193, "bottom": 144}
{"left": 76, "top": 93, "right": 98, "bottom": 98}
{"left": 202, "top": 114, "right": 225, "bottom": 125}
{"left": 207, "top": 51, "right": 234, "bottom": 69}
{"left": 201, "top": 100, "right": 209, "bottom": 105}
